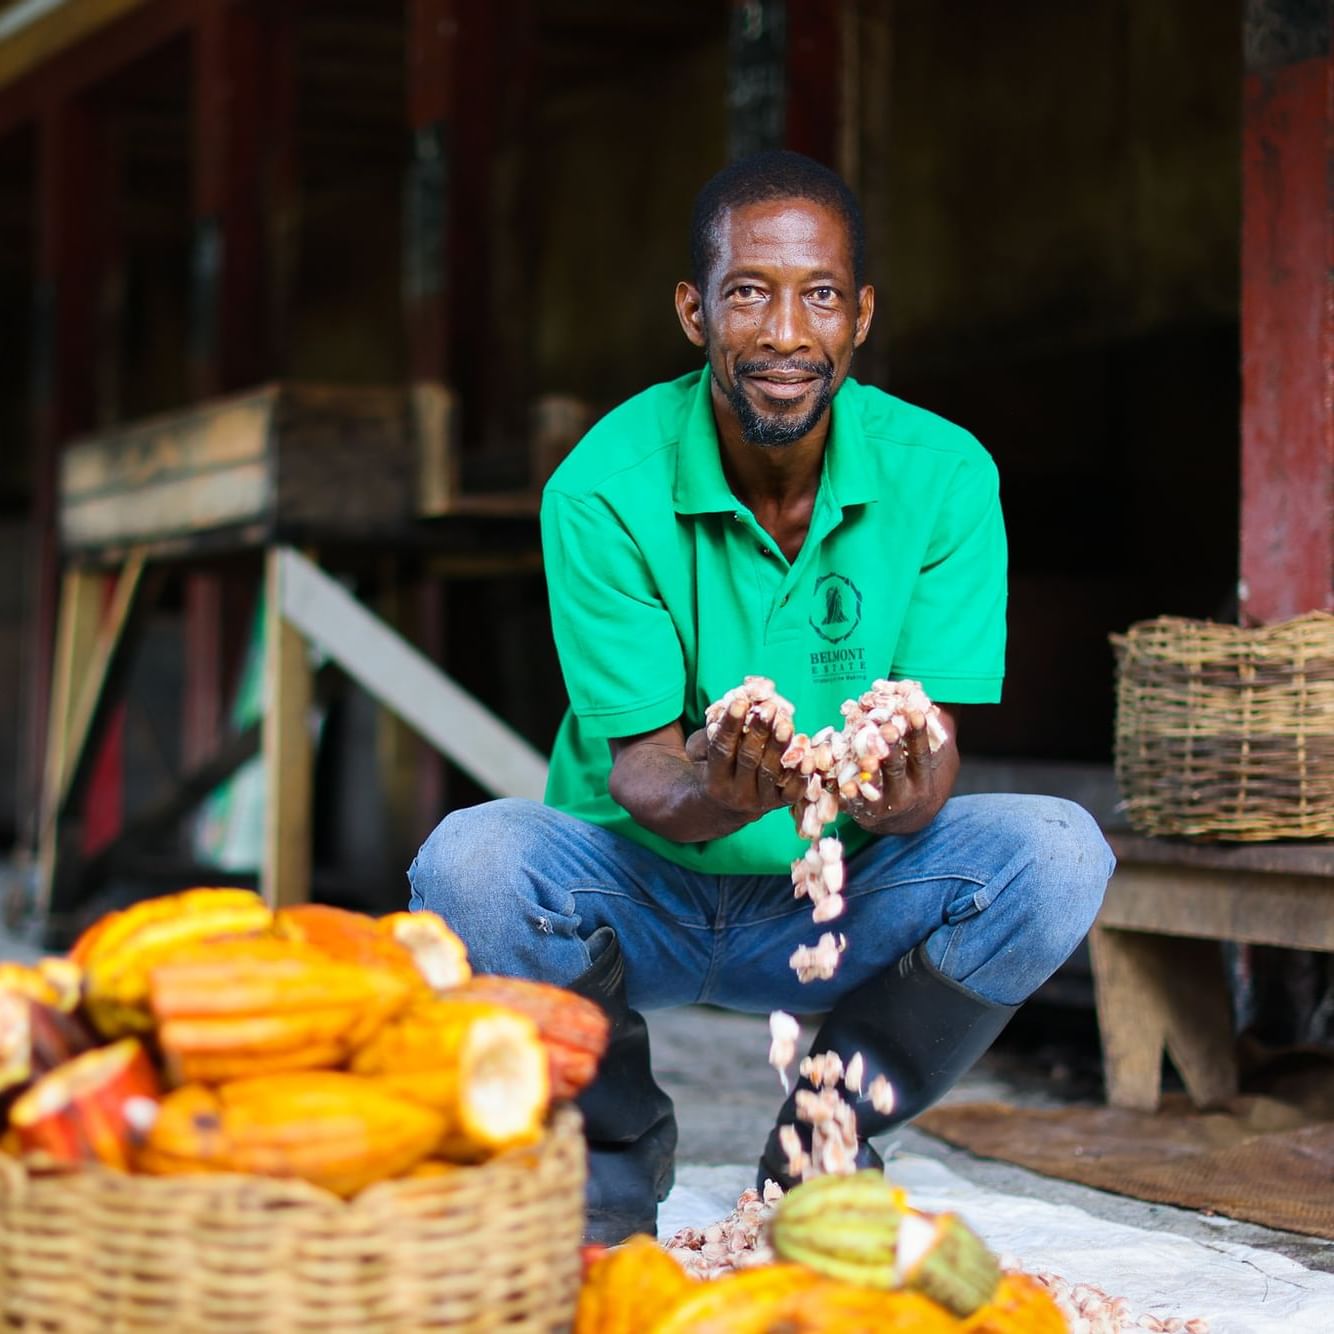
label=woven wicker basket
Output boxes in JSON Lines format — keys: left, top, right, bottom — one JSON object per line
{"left": 0, "top": 1104, "right": 584, "bottom": 1333}
{"left": 1111, "top": 612, "right": 1334, "bottom": 840}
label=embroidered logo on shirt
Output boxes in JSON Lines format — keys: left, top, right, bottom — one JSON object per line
{"left": 810, "top": 572, "right": 863, "bottom": 644}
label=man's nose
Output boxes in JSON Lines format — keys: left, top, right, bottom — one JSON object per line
{"left": 759, "top": 291, "right": 809, "bottom": 353}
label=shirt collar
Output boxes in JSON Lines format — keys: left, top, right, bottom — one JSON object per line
{"left": 672, "top": 366, "right": 878, "bottom": 515}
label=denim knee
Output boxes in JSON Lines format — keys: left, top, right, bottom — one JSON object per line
{"left": 1008, "top": 795, "right": 1114, "bottom": 977}
{"left": 408, "top": 797, "right": 550, "bottom": 920}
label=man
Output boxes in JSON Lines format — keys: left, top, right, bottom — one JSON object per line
{"left": 409, "top": 151, "right": 1113, "bottom": 1244}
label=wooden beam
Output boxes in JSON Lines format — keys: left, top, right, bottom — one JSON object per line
{"left": 274, "top": 547, "right": 548, "bottom": 801}
{"left": 35, "top": 550, "right": 160, "bottom": 921}
{"left": 0, "top": 0, "right": 193, "bottom": 139}
{"left": 1239, "top": 0, "right": 1334, "bottom": 622}
{"left": 261, "top": 545, "right": 312, "bottom": 908}
{"left": 1099, "top": 863, "right": 1334, "bottom": 952}
{"left": 0, "top": 0, "right": 151, "bottom": 96}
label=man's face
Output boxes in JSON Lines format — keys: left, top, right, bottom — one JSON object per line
{"left": 676, "top": 197, "right": 873, "bottom": 448}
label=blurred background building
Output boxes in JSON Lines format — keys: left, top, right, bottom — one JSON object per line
{"left": 0, "top": 0, "right": 1325, "bottom": 954}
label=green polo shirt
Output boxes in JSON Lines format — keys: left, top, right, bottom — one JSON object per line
{"left": 540, "top": 366, "right": 1007, "bottom": 875}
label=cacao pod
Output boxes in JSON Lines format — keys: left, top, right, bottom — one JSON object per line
{"left": 138, "top": 1071, "right": 444, "bottom": 1197}
{"left": 897, "top": 1208, "right": 1001, "bottom": 1316}
{"left": 79, "top": 888, "right": 273, "bottom": 1037}
{"left": 150, "top": 936, "right": 413, "bottom": 1083}
{"left": 464, "top": 974, "right": 610, "bottom": 1100}
{"left": 768, "top": 1169, "right": 905, "bottom": 1289}
{"left": 8, "top": 1037, "right": 160, "bottom": 1169}
{"left": 274, "top": 905, "right": 470, "bottom": 994}
{"left": 575, "top": 1235, "right": 694, "bottom": 1334}
{"left": 0, "top": 992, "right": 97, "bottom": 1106}
{"left": 349, "top": 996, "right": 549, "bottom": 1161}
{"left": 646, "top": 1264, "right": 821, "bottom": 1334}
{"left": 0, "top": 959, "right": 83, "bottom": 1013}
{"left": 761, "top": 1281, "right": 959, "bottom": 1332}
{"left": 960, "top": 1272, "right": 1069, "bottom": 1333}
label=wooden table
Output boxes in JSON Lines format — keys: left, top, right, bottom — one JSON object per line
{"left": 1090, "top": 830, "right": 1334, "bottom": 1111}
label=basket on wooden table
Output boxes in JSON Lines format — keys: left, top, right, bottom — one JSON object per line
{"left": 0, "top": 1104, "right": 585, "bottom": 1332}
{"left": 1111, "top": 612, "right": 1334, "bottom": 840}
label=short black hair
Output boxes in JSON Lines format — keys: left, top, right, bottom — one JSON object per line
{"left": 689, "top": 150, "right": 867, "bottom": 291}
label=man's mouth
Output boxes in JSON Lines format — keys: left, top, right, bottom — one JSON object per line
{"left": 739, "top": 362, "right": 831, "bottom": 403}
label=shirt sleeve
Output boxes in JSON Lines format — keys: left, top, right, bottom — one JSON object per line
{"left": 889, "top": 451, "right": 1008, "bottom": 703}
{"left": 541, "top": 489, "right": 687, "bottom": 739}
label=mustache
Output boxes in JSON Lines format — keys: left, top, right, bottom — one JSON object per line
{"left": 735, "top": 358, "right": 834, "bottom": 381}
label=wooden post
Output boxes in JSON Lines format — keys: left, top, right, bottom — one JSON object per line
{"left": 1239, "top": 0, "right": 1334, "bottom": 623}
{"left": 261, "top": 548, "right": 312, "bottom": 908}
{"left": 185, "top": 0, "right": 292, "bottom": 772}
{"left": 727, "top": 0, "right": 848, "bottom": 165}
{"left": 24, "top": 97, "right": 101, "bottom": 851}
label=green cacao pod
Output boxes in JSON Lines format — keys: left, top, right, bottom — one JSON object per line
{"left": 767, "top": 1170, "right": 905, "bottom": 1289}
{"left": 897, "top": 1208, "right": 1001, "bottom": 1317}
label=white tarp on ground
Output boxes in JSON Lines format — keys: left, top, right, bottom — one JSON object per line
{"left": 660, "top": 1158, "right": 1334, "bottom": 1333}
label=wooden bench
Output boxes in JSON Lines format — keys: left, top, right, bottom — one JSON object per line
{"left": 1090, "top": 830, "right": 1334, "bottom": 1111}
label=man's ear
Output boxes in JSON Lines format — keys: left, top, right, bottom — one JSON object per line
{"left": 675, "top": 281, "right": 707, "bottom": 349}
{"left": 853, "top": 284, "right": 875, "bottom": 348}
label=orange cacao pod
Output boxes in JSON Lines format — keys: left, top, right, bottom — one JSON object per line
{"left": 8, "top": 1037, "right": 160, "bottom": 1169}
{"left": 149, "top": 936, "right": 413, "bottom": 1083}
{"left": 274, "top": 905, "right": 471, "bottom": 994}
{"left": 463, "top": 975, "right": 610, "bottom": 1100}
{"left": 575, "top": 1235, "right": 694, "bottom": 1334}
{"left": 960, "top": 1272, "right": 1069, "bottom": 1333}
{"left": 349, "top": 996, "right": 549, "bottom": 1160}
{"left": 138, "top": 1071, "right": 444, "bottom": 1197}
{"left": 646, "top": 1264, "right": 823, "bottom": 1334}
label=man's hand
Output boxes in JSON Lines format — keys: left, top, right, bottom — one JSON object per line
{"left": 839, "top": 704, "right": 961, "bottom": 836}
{"left": 684, "top": 695, "right": 808, "bottom": 819}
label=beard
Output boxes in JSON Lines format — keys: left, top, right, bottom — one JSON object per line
{"left": 713, "top": 356, "right": 838, "bottom": 447}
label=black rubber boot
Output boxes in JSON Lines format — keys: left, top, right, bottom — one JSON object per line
{"left": 568, "top": 927, "right": 678, "bottom": 1244}
{"left": 758, "top": 942, "right": 1018, "bottom": 1191}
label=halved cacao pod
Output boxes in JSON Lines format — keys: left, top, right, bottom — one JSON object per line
{"left": 349, "top": 996, "right": 549, "bottom": 1161}
{"left": 897, "top": 1208, "right": 1001, "bottom": 1316}
{"left": 150, "top": 936, "right": 413, "bottom": 1083}
{"left": 138, "top": 1071, "right": 444, "bottom": 1198}
{"left": 79, "top": 888, "right": 273, "bottom": 1037}
{"left": 575, "top": 1235, "right": 694, "bottom": 1334}
{"left": 274, "top": 905, "right": 471, "bottom": 994}
{"left": 0, "top": 992, "right": 98, "bottom": 1106}
{"left": 464, "top": 975, "right": 610, "bottom": 1100}
{"left": 959, "top": 1272, "right": 1069, "bottom": 1334}
{"left": 0, "top": 959, "right": 83, "bottom": 1014}
{"left": 8, "top": 1037, "right": 160, "bottom": 1169}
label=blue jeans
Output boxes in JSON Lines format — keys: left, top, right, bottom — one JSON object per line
{"left": 407, "top": 794, "right": 1114, "bottom": 1011}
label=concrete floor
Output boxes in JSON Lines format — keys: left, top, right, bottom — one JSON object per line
{"left": 646, "top": 1003, "right": 1334, "bottom": 1277}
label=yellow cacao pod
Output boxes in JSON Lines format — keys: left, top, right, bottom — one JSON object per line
{"left": 138, "top": 1071, "right": 444, "bottom": 1197}
{"left": 349, "top": 996, "right": 549, "bottom": 1161}
{"left": 79, "top": 889, "right": 273, "bottom": 1037}
{"left": 575, "top": 1235, "right": 694, "bottom": 1334}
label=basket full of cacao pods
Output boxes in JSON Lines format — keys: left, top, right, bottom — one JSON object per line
{"left": 0, "top": 889, "right": 606, "bottom": 1332}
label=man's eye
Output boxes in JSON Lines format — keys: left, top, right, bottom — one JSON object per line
{"left": 731, "top": 285, "right": 759, "bottom": 299}
{"left": 811, "top": 287, "right": 837, "bottom": 302}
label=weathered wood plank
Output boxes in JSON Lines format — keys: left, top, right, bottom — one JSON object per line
{"left": 1106, "top": 829, "right": 1334, "bottom": 879}
{"left": 1099, "top": 863, "right": 1334, "bottom": 950}
{"left": 275, "top": 546, "right": 548, "bottom": 801}
{"left": 59, "top": 383, "right": 419, "bottom": 551}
